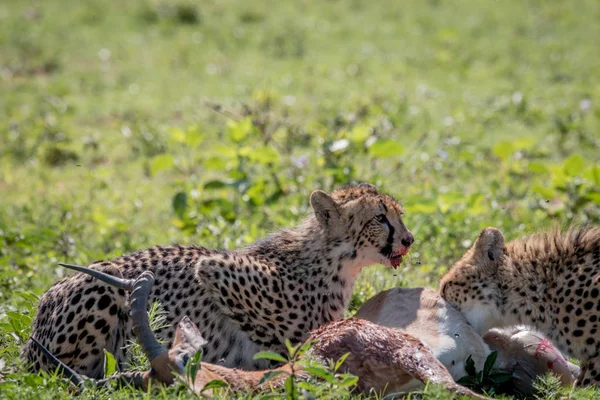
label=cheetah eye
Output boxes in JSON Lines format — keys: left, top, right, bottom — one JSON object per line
{"left": 375, "top": 214, "right": 387, "bottom": 223}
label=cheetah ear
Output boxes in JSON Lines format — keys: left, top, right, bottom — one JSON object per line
{"left": 474, "top": 227, "right": 505, "bottom": 263}
{"left": 310, "top": 190, "right": 341, "bottom": 228}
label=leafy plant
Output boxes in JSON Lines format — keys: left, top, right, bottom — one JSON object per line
{"left": 254, "top": 340, "right": 358, "bottom": 399}
{"left": 456, "top": 352, "right": 512, "bottom": 395}
{"left": 174, "top": 349, "right": 229, "bottom": 397}
{"left": 254, "top": 339, "right": 312, "bottom": 399}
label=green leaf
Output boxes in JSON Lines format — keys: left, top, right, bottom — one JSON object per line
{"left": 169, "top": 127, "right": 186, "bottom": 143}
{"left": 259, "top": 370, "right": 287, "bottom": 385}
{"left": 284, "top": 375, "right": 295, "bottom": 399}
{"left": 489, "top": 372, "right": 513, "bottom": 384}
{"left": 227, "top": 118, "right": 255, "bottom": 143}
{"left": 528, "top": 161, "right": 549, "bottom": 174}
{"left": 464, "top": 355, "right": 476, "bottom": 377}
{"left": 563, "top": 154, "right": 585, "bottom": 176}
{"left": 296, "top": 340, "right": 313, "bottom": 360}
{"left": 532, "top": 185, "right": 555, "bottom": 199}
{"left": 348, "top": 125, "right": 371, "bottom": 142}
{"left": 304, "top": 365, "right": 334, "bottom": 384}
{"left": 513, "top": 138, "right": 535, "bottom": 150}
{"left": 368, "top": 139, "right": 405, "bottom": 158}
{"left": 204, "top": 180, "right": 228, "bottom": 190}
{"left": 253, "top": 351, "right": 288, "bottom": 364}
{"left": 202, "top": 379, "right": 229, "bottom": 391}
{"left": 172, "top": 192, "right": 188, "bottom": 219}
{"left": 587, "top": 191, "right": 600, "bottom": 204}
{"left": 150, "top": 154, "right": 174, "bottom": 175}
{"left": 334, "top": 352, "right": 351, "bottom": 372}
{"left": 492, "top": 140, "right": 515, "bottom": 161}
{"left": 456, "top": 376, "right": 475, "bottom": 386}
{"left": 242, "top": 145, "right": 280, "bottom": 165}
{"left": 208, "top": 144, "right": 237, "bottom": 159}
{"left": 186, "top": 349, "right": 203, "bottom": 384}
{"left": 184, "top": 125, "right": 204, "bottom": 148}
{"left": 17, "top": 292, "right": 40, "bottom": 304}
{"left": 284, "top": 338, "right": 299, "bottom": 358}
{"left": 203, "top": 156, "right": 228, "bottom": 171}
{"left": 583, "top": 165, "right": 600, "bottom": 185}
{"left": 476, "top": 370, "right": 484, "bottom": 384}
{"left": 103, "top": 349, "right": 117, "bottom": 376}
{"left": 483, "top": 351, "right": 497, "bottom": 376}
{"left": 338, "top": 374, "right": 359, "bottom": 388}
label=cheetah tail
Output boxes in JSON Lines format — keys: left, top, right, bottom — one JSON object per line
{"left": 30, "top": 336, "right": 86, "bottom": 388}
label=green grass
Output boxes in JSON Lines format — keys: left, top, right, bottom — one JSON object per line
{"left": 1, "top": 0, "right": 599, "bottom": 398}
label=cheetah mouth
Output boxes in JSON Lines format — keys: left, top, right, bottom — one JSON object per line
{"left": 388, "top": 252, "right": 404, "bottom": 269}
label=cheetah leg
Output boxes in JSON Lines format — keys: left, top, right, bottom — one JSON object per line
{"left": 576, "top": 356, "right": 600, "bottom": 387}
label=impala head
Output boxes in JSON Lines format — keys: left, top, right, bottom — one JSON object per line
{"left": 310, "top": 183, "right": 414, "bottom": 269}
{"left": 484, "top": 327, "right": 579, "bottom": 396}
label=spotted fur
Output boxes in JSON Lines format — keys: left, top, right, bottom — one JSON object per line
{"left": 439, "top": 226, "right": 600, "bottom": 387}
{"left": 22, "top": 183, "right": 414, "bottom": 378}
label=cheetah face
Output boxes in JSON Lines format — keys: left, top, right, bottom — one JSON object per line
{"left": 439, "top": 227, "right": 508, "bottom": 333}
{"left": 311, "top": 183, "right": 414, "bottom": 269}
{"left": 355, "top": 208, "right": 414, "bottom": 269}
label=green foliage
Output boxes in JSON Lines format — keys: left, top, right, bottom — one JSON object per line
{"left": 1, "top": 0, "right": 599, "bottom": 398}
{"left": 298, "top": 352, "right": 359, "bottom": 399}
{"left": 254, "top": 339, "right": 314, "bottom": 399}
{"left": 456, "top": 352, "right": 512, "bottom": 396}
{"left": 173, "top": 349, "right": 229, "bottom": 397}
{"left": 254, "top": 340, "right": 358, "bottom": 399}
{"left": 103, "top": 350, "right": 118, "bottom": 377}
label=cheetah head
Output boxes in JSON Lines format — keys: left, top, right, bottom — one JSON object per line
{"left": 310, "top": 183, "right": 414, "bottom": 269}
{"left": 439, "top": 227, "right": 508, "bottom": 334}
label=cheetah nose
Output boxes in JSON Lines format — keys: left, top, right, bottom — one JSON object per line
{"left": 401, "top": 233, "right": 414, "bottom": 247}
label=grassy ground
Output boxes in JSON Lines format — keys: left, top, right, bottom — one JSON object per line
{"left": 1, "top": 0, "right": 599, "bottom": 398}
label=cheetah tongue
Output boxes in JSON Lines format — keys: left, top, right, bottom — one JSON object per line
{"left": 390, "top": 255, "right": 402, "bottom": 269}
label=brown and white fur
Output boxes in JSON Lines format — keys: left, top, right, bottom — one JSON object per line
{"left": 440, "top": 226, "right": 600, "bottom": 387}
{"left": 355, "top": 287, "right": 578, "bottom": 396}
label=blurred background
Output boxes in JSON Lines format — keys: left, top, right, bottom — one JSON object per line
{"left": 0, "top": 0, "right": 599, "bottom": 332}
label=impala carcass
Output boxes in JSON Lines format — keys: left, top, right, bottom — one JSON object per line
{"left": 354, "top": 287, "right": 579, "bottom": 396}
{"left": 30, "top": 264, "right": 487, "bottom": 398}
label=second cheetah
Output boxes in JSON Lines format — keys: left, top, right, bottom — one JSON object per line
{"left": 440, "top": 226, "right": 600, "bottom": 387}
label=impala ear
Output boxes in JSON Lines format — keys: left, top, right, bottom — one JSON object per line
{"left": 482, "top": 328, "right": 512, "bottom": 350}
{"left": 170, "top": 317, "right": 207, "bottom": 371}
{"left": 474, "top": 227, "right": 505, "bottom": 264}
{"left": 310, "top": 190, "right": 341, "bottom": 228}
{"left": 173, "top": 316, "right": 207, "bottom": 350}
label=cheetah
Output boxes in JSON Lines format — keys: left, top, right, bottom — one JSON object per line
{"left": 439, "top": 226, "right": 600, "bottom": 387}
{"left": 22, "top": 183, "right": 414, "bottom": 378}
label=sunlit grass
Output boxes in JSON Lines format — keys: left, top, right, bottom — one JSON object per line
{"left": 0, "top": 0, "right": 599, "bottom": 398}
